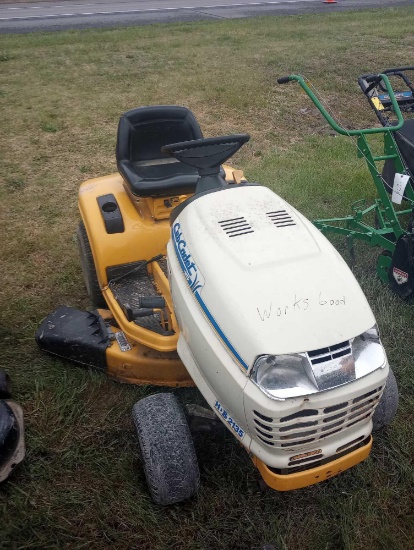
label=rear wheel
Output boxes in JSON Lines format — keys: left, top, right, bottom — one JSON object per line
{"left": 132, "top": 393, "right": 200, "bottom": 505}
{"left": 0, "top": 400, "right": 25, "bottom": 483}
{"left": 76, "top": 222, "right": 106, "bottom": 308}
{"left": 372, "top": 368, "right": 399, "bottom": 431}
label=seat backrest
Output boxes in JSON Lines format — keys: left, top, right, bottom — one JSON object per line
{"left": 116, "top": 105, "right": 203, "bottom": 164}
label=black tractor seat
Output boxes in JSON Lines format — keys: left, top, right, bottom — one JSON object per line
{"left": 116, "top": 105, "right": 207, "bottom": 197}
{"left": 132, "top": 157, "right": 197, "bottom": 180}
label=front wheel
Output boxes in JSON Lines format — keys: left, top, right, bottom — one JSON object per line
{"left": 372, "top": 368, "right": 399, "bottom": 431}
{"left": 132, "top": 393, "right": 200, "bottom": 505}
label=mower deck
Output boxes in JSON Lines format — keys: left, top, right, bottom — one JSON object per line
{"left": 36, "top": 305, "right": 194, "bottom": 387}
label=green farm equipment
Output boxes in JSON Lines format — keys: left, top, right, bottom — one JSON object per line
{"left": 278, "top": 73, "right": 414, "bottom": 299}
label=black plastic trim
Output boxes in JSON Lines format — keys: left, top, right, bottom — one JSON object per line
{"left": 140, "top": 296, "right": 166, "bottom": 309}
{"left": 97, "top": 194, "right": 124, "bottom": 234}
{"left": 35, "top": 306, "right": 110, "bottom": 370}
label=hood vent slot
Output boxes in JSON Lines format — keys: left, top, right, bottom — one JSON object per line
{"left": 218, "top": 216, "right": 254, "bottom": 237}
{"left": 307, "top": 341, "right": 351, "bottom": 365}
{"left": 267, "top": 210, "right": 296, "bottom": 227}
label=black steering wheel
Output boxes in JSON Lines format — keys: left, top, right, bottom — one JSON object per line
{"left": 161, "top": 134, "right": 250, "bottom": 176}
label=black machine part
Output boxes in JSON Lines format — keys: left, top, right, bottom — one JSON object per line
{"left": 96, "top": 194, "right": 124, "bottom": 234}
{"left": 381, "top": 119, "right": 414, "bottom": 197}
{"left": 161, "top": 134, "right": 250, "bottom": 193}
{"left": 0, "top": 400, "right": 25, "bottom": 483}
{"left": 357, "top": 70, "right": 414, "bottom": 197}
{"left": 363, "top": 67, "right": 414, "bottom": 97}
{"left": 122, "top": 296, "right": 167, "bottom": 322}
{"left": 185, "top": 404, "right": 226, "bottom": 434}
{"left": 35, "top": 306, "right": 111, "bottom": 370}
{"left": 388, "top": 233, "right": 414, "bottom": 299}
{"left": 0, "top": 370, "right": 12, "bottom": 399}
{"left": 358, "top": 69, "right": 414, "bottom": 126}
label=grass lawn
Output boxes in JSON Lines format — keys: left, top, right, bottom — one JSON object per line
{"left": 1, "top": 7, "right": 414, "bottom": 550}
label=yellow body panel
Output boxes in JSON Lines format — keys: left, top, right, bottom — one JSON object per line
{"left": 253, "top": 437, "right": 372, "bottom": 491}
{"left": 78, "top": 166, "right": 241, "bottom": 353}
{"left": 78, "top": 173, "right": 177, "bottom": 286}
{"left": 78, "top": 174, "right": 187, "bottom": 352}
{"left": 96, "top": 309, "right": 193, "bottom": 385}
{"left": 106, "top": 332, "right": 194, "bottom": 386}
{"left": 101, "top": 260, "right": 180, "bottom": 352}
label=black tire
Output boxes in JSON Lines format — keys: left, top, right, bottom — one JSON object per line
{"left": 132, "top": 393, "right": 200, "bottom": 505}
{"left": 372, "top": 368, "right": 399, "bottom": 431}
{"left": 0, "top": 400, "right": 18, "bottom": 458}
{"left": 0, "top": 370, "right": 11, "bottom": 399}
{"left": 76, "top": 222, "right": 106, "bottom": 308}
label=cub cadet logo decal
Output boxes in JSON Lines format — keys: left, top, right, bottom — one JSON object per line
{"left": 172, "top": 221, "right": 249, "bottom": 371}
{"left": 393, "top": 267, "right": 408, "bottom": 285}
{"left": 173, "top": 223, "right": 204, "bottom": 293}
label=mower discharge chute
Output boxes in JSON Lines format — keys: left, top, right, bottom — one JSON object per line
{"left": 36, "top": 105, "right": 398, "bottom": 504}
{"left": 279, "top": 73, "right": 414, "bottom": 299}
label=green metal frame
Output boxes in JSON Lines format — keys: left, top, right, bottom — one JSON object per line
{"left": 284, "top": 74, "right": 414, "bottom": 282}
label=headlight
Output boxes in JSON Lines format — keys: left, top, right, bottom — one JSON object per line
{"left": 251, "top": 354, "right": 317, "bottom": 400}
{"left": 352, "top": 325, "right": 386, "bottom": 378}
{"left": 251, "top": 326, "right": 386, "bottom": 400}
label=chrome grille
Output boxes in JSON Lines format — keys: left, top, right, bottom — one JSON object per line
{"left": 307, "top": 341, "right": 351, "bottom": 365}
{"left": 252, "top": 385, "right": 383, "bottom": 453}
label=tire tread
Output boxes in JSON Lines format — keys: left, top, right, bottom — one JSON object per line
{"left": 132, "top": 393, "right": 200, "bottom": 505}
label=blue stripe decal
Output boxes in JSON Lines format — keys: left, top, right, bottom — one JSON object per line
{"left": 172, "top": 223, "right": 249, "bottom": 371}
{"left": 193, "top": 290, "right": 249, "bottom": 371}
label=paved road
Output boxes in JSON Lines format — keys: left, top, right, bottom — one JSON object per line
{"left": 0, "top": 0, "right": 411, "bottom": 33}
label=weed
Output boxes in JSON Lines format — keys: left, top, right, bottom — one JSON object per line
{"left": 40, "top": 122, "right": 58, "bottom": 133}
{"left": 5, "top": 177, "right": 25, "bottom": 191}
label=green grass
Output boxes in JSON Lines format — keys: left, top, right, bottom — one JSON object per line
{"left": 1, "top": 8, "right": 414, "bottom": 550}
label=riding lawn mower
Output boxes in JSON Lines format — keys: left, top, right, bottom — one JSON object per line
{"left": 36, "top": 89, "right": 399, "bottom": 504}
